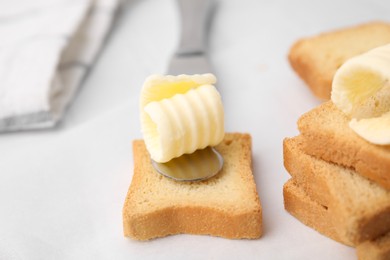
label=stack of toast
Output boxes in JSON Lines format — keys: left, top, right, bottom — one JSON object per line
{"left": 283, "top": 102, "right": 390, "bottom": 258}
{"left": 285, "top": 22, "right": 390, "bottom": 260}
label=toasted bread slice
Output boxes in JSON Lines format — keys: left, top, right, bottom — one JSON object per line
{"left": 284, "top": 180, "right": 390, "bottom": 259}
{"left": 283, "top": 179, "right": 350, "bottom": 245}
{"left": 283, "top": 136, "right": 390, "bottom": 245}
{"left": 297, "top": 101, "right": 390, "bottom": 190}
{"left": 123, "top": 133, "right": 262, "bottom": 240}
{"left": 288, "top": 21, "right": 390, "bottom": 99}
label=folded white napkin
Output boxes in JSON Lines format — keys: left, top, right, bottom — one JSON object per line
{"left": 0, "top": 0, "right": 120, "bottom": 132}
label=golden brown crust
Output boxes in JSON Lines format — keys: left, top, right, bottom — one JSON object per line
{"left": 283, "top": 179, "right": 352, "bottom": 246}
{"left": 283, "top": 136, "right": 390, "bottom": 245}
{"left": 288, "top": 21, "right": 390, "bottom": 100}
{"left": 125, "top": 206, "right": 262, "bottom": 240}
{"left": 298, "top": 101, "right": 390, "bottom": 190}
{"left": 123, "top": 133, "right": 262, "bottom": 240}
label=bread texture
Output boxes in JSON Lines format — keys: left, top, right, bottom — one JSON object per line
{"left": 283, "top": 136, "right": 390, "bottom": 245}
{"left": 283, "top": 179, "right": 350, "bottom": 245}
{"left": 123, "top": 133, "right": 262, "bottom": 240}
{"left": 298, "top": 101, "right": 390, "bottom": 190}
{"left": 357, "top": 233, "right": 390, "bottom": 260}
{"left": 288, "top": 21, "right": 390, "bottom": 99}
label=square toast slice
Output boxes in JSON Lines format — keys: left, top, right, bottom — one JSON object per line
{"left": 123, "top": 133, "right": 262, "bottom": 240}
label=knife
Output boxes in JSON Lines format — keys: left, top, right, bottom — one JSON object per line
{"left": 167, "top": 0, "right": 214, "bottom": 75}
{"left": 152, "top": 0, "right": 223, "bottom": 181}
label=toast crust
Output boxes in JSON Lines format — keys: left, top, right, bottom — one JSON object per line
{"left": 123, "top": 133, "right": 262, "bottom": 240}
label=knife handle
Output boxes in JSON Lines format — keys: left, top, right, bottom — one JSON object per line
{"left": 176, "top": 0, "right": 213, "bottom": 55}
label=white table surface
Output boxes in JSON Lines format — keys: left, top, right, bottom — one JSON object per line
{"left": 1, "top": 0, "right": 390, "bottom": 259}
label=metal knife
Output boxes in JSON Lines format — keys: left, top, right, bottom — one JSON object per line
{"left": 152, "top": 0, "right": 223, "bottom": 181}
{"left": 167, "top": 0, "right": 214, "bottom": 75}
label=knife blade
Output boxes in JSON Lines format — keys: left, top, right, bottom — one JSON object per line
{"left": 167, "top": 0, "right": 214, "bottom": 75}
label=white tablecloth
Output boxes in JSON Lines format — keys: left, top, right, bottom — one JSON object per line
{"left": 1, "top": 0, "right": 389, "bottom": 259}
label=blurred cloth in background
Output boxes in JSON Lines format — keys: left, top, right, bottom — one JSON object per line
{"left": 0, "top": 0, "right": 120, "bottom": 132}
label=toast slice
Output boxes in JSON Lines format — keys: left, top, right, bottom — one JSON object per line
{"left": 284, "top": 180, "right": 390, "bottom": 259}
{"left": 123, "top": 133, "right": 262, "bottom": 240}
{"left": 297, "top": 101, "right": 390, "bottom": 190}
{"left": 283, "top": 179, "right": 350, "bottom": 245}
{"left": 288, "top": 21, "right": 390, "bottom": 99}
{"left": 283, "top": 136, "right": 390, "bottom": 245}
